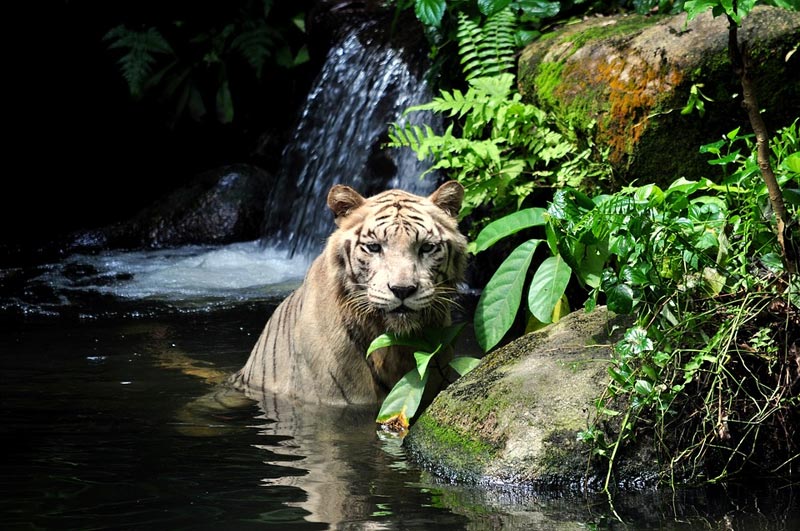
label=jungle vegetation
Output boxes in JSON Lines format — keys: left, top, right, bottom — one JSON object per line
{"left": 384, "top": 0, "right": 799, "bottom": 490}
{"left": 105, "top": 0, "right": 799, "bottom": 488}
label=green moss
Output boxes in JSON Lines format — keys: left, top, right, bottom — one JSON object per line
{"left": 532, "top": 61, "right": 564, "bottom": 110}
{"left": 407, "top": 413, "right": 497, "bottom": 481}
{"left": 566, "top": 14, "right": 663, "bottom": 51}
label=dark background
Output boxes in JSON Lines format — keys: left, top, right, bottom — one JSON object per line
{"left": 4, "top": 1, "right": 316, "bottom": 249}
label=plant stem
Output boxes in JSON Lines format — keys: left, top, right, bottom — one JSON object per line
{"left": 726, "top": 13, "right": 798, "bottom": 274}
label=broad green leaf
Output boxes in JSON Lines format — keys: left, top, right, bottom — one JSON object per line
{"left": 606, "top": 282, "right": 634, "bottom": 314}
{"left": 634, "top": 379, "right": 654, "bottom": 396}
{"left": 366, "top": 333, "right": 429, "bottom": 358}
{"left": 782, "top": 152, "right": 800, "bottom": 173}
{"left": 449, "top": 356, "right": 482, "bottom": 376}
{"left": 414, "top": 349, "right": 437, "bottom": 378}
{"left": 376, "top": 368, "right": 428, "bottom": 423}
{"left": 415, "top": 0, "right": 446, "bottom": 27}
{"left": 475, "top": 239, "right": 542, "bottom": 352}
{"left": 551, "top": 293, "right": 570, "bottom": 323}
{"left": 579, "top": 244, "right": 607, "bottom": 289}
{"left": 471, "top": 208, "right": 546, "bottom": 253}
{"left": 528, "top": 255, "right": 572, "bottom": 323}
{"left": 478, "top": 0, "right": 513, "bottom": 16}
{"left": 517, "top": 0, "right": 561, "bottom": 18}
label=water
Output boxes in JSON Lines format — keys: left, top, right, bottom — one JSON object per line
{"left": 2, "top": 244, "right": 799, "bottom": 529}
{"left": 263, "top": 21, "right": 439, "bottom": 257}
{"left": 1, "top": 241, "right": 309, "bottom": 319}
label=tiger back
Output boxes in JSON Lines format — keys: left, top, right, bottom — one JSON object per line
{"left": 229, "top": 181, "right": 468, "bottom": 405}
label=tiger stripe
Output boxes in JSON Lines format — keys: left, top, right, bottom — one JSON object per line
{"left": 230, "top": 181, "right": 468, "bottom": 405}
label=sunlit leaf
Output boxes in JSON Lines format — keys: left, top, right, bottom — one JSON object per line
{"left": 782, "top": 152, "right": 800, "bottom": 173}
{"left": 528, "top": 254, "right": 572, "bottom": 323}
{"left": 474, "top": 239, "right": 542, "bottom": 352}
{"left": 414, "top": 350, "right": 437, "bottom": 378}
{"left": 449, "top": 356, "right": 482, "bottom": 376}
{"left": 376, "top": 368, "right": 428, "bottom": 423}
{"left": 366, "top": 333, "right": 429, "bottom": 358}
{"left": 471, "top": 208, "right": 546, "bottom": 253}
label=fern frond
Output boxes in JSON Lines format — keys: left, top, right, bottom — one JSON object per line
{"left": 231, "top": 20, "right": 276, "bottom": 78}
{"left": 456, "top": 7, "right": 517, "bottom": 81}
{"left": 105, "top": 26, "right": 173, "bottom": 98}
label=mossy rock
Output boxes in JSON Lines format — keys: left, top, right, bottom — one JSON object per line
{"left": 406, "top": 306, "right": 657, "bottom": 491}
{"left": 518, "top": 6, "right": 800, "bottom": 183}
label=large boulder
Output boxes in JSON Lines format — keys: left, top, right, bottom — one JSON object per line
{"left": 517, "top": 6, "right": 800, "bottom": 182}
{"left": 405, "top": 307, "right": 655, "bottom": 491}
{"left": 71, "top": 164, "right": 274, "bottom": 250}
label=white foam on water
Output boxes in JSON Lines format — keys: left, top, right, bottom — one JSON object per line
{"left": 40, "top": 241, "right": 310, "bottom": 302}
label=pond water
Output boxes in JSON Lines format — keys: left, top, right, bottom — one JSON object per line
{"left": 1, "top": 243, "right": 798, "bottom": 529}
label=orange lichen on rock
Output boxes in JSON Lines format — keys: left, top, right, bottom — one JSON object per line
{"left": 558, "top": 50, "right": 683, "bottom": 165}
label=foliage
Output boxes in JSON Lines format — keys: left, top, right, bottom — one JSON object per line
{"left": 105, "top": 0, "right": 308, "bottom": 125}
{"left": 469, "top": 121, "right": 800, "bottom": 485}
{"left": 584, "top": 122, "right": 800, "bottom": 487}
{"left": 392, "top": 0, "right": 695, "bottom": 71}
{"left": 457, "top": 7, "right": 517, "bottom": 80}
{"left": 367, "top": 324, "right": 480, "bottom": 432}
{"left": 388, "top": 73, "right": 611, "bottom": 224}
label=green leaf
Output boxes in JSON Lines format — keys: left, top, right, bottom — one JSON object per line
{"left": 366, "top": 333, "right": 430, "bottom": 358}
{"left": 684, "top": 0, "right": 719, "bottom": 21}
{"left": 449, "top": 356, "right": 482, "bottom": 376}
{"left": 608, "top": 367, "right": 629, "bottom": 386}
{"left": 471, "top": 208, "right": 546, "bottom": 253}
{"left": 415, "top": 0, "right": 446, "bottom": 27}
{"left": 517, "top": 0, "right": 561, "bottom": 18}
{"left": 414, "top": 350, "right": 437, "bottom": 378}
{"left": 376, "top": 368, "right": 428, "bottom": 423}
{"left": 634, "top": 379, "right": 654, "bottom": 396}
{"left": 782, "top": 152, "right": 800, "bottom": 174}
{"left": 216, "top": 81, "right": 234, "bottom": 124}
{"left": 528, "top": 254, "right": 572, "bottom": 323}
{"left": 478, "top": 0, "right": 513, "bottom": 16}
{"left": 606, "top": 282, "right": 634, "bottom": 314}
{"left": 475, "top": 239, "right": 542, "bottom": 352}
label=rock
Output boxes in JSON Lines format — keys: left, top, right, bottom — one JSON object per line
{"left": 517, "top": 6, "right": 800, "bottom": 182}
{"left": 71, "top": 164, "right": 274, "bottom": 249}
{"left": 405, "top": 307, "right": 655, "bottom": 492}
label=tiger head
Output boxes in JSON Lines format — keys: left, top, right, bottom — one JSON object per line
{"left": 326, "top": 181, "right": 468, "bottom": 335}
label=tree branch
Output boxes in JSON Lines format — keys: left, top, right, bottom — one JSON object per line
{"left": 727, "top": 13, "right": 797, "bottom": 274}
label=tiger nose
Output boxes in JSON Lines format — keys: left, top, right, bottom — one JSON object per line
{"left": 389, "top": 284, "right": 418, "bottom": 300}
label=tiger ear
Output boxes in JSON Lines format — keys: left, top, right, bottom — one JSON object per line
{"left": 429, "top": 180, "right": 464, "bottom": 218}
{"left": 327, "top": 185, "right": 366, "bottom": 222}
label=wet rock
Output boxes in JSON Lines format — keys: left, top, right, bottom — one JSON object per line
{"left": 71, "top": 164, "right": 274, "bottom": 250}
{"left": 406, "top": 307, "right": 656, "bottom": 492}
{"left": 517, "top": 6, "right": 800, "bottom": 182}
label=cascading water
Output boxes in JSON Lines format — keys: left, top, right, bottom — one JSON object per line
{"left": 263, "top": 20, "right": 439, "bottom": 257}
{"left": 0, "top": 16, "right": 440, "bottom": 317}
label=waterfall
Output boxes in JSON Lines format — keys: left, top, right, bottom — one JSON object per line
{"left": 263, "top": 20, "right": 439, "bottom": 257}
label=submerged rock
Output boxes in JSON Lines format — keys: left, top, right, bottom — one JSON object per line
{"left": 71, "top": 164, "right": 274, "bottom": 250}
{"left": 406, "top": 307, "right": 652, "bottom": 491}
{"left": 517, "top": 6, "right": 800, "bottom": 182}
